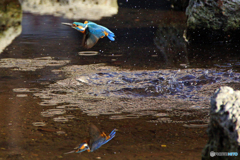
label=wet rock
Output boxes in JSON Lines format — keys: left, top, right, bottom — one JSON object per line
{"left": 13, "top": 88, "right": 39, "bottom": 92}
{"left": 32, "top": 122, "right": 46, "bottom": 127}
{"left": 16, "top": 94, "right": 28, "bottom": 97}
{"left": 202, "top": 86, "right": 240, "bottom": 159}
{"left": 37, "top": 127, "right": 58, "bottom": 132}
{"left": 56, "top": 105, "right": 80, "bottom": 110}
{"left": 53, "top": 116, "right": 68, "bottom": 122}
{"left": 34, "top": 64, "right": 240, "bottom": 121}
{"left": 76, "top": 76, "right": 91, "bottom": 84}
{"left": 153, "top": 113, "right": 168, "bottom": 117}
{"left": 147, "top": 117, "right": 172, "bottom": 123}
{"left": 0, "top": 0, "right": 22, "bottom": 53}
{"left": 56, "top": 131, "right": 66, "bottom": 135}
{"left": 186, "top": 0, "right": 240, "bottom": 43}
{"left": 0, "top": 57, "right": 70, "bottom": 71}
{"left": 109, "top": 114, "right": 139, "bottom": 120}
{"left": 41, "top": 109, "right": 66, "bottom": 117}
{"left": 183, "top": 124, "right": 208, "bottom": 128}
{"left": 20, "top": 0, "right": 118, "bottom": 20}
{"left": 87, "top": 113, "right": 100, "bottom": 116}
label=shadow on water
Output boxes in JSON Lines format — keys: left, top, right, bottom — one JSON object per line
{"left": 0, "top": 0, "right": 240, "bottom": 159}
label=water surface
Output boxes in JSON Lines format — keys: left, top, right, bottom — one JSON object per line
{"left": 0, "top": 0, "right": 240, "bottom": 159}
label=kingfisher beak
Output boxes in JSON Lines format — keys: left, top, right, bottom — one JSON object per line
{"left": 62, "top": 22, "right": 73, "bottom": 27}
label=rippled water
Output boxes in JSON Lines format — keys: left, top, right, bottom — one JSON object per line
{"left": 0, "top": 0, "right": 240, "bottom": 159}
{"left": 74, "top": 68, "right": 239, "bottom": 98}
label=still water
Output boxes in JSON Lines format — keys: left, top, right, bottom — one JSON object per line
{"left": 0, "top": 0, "right": 240, "bottom": 159}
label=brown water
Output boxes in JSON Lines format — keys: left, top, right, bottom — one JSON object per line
{"left": 1, "top": 0, "right": 240, "bottom": 159}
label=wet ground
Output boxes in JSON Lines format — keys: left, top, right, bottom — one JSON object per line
{"left": 1, "top": 0, "right": 240, "bottom": 160}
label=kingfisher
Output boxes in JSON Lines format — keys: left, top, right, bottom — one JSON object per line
{"left": 64, "top": 124, "right": 116, "bottom": 154}
{"left": 62, "top": 21, "right": 115, "bottom": 49}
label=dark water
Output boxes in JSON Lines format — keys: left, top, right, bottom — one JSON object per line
{"left": 0, "top": 0, "right": 240, "bottom": 159}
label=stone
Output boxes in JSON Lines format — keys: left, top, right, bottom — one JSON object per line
{"left": 202, "top": 86, "right": 240, "bottom": 159}
{"left": 0, "top": 0, "right": 22, "bottom": 53}
{"left": 19, "top": 0, "right": 118, "bottom": 20}
{"left": 185, "top": 0, "right": 240, "bottom": 43}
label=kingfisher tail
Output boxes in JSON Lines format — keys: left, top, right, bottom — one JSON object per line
{"left": 107, "top": 32, "right": 115, "bottom": 41}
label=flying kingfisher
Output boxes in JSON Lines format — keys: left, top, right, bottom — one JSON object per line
{"left": 64, "top": 124, "right": 116, "bottom": 154}
{"left": 62, "top": 21, "right": 115, "bottom": 49}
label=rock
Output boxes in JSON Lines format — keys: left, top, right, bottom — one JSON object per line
{"left": 185, "top": 0, "right": 240, "bottom": 43}
{"left": 0, "top": 0, "right": 22, "bottom": 53}
{"left": 202, "top": 86, "right": 240, "bottom": 159}
{"left": 19, "top": 0, "right": 118, "bottom": 20}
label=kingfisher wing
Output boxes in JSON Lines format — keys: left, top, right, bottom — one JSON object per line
{"left": 89, "top": 124, "right": 102, "bottom": 142}
{"left": 97, "top": 26, "right": 115, "bottom": 41}
{"left": 88, "top": 23, "right": 115, "bottom": 41}
{"left": 82, "top": 28, "right": 100, "bottom": 49}
{"left": 90, "top": 129, "right": 117, "bottom": 152}
{"left": 101, "top": 129, "right": 116, "bottom": 145}
{"left": 82, "top": 22, "right": 115, "bottom": 48}
{"left": 89, "top": 124, "right": 104, "bottom": 151}
{"left": 90, "top": 137, "right": 106, "bottom": 152}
